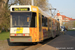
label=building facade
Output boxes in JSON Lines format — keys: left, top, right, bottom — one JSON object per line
{"left": 54, "top": 11, "right": 75, "bottom": 27}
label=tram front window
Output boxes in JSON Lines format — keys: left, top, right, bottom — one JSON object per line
{"left": 11, "top": 12, "right": 32, "bottom": 27}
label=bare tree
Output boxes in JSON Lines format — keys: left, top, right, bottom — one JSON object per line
{"left": 9, "top": 0, "right": 49, "bottom": 11}
{"left": 0, "top": 0, "right": 10, "bottom": 33}
{"left": 66, "top": 20, "right": 75, "bottom": 30}
{"left": 73, "top": 21, "right": 75, "bottom": 27}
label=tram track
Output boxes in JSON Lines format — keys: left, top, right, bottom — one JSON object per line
{"left": 8, "top": 38, "right": 54, "bottom": 50}
{"left": 0, "top": 36, "right": 57, "bottom": 50}
{"left": 7, "top": 43, "right": 42, "bottom": 50}
{"left": 7, "top": 43, "right": 32, "bottom": 50}
{"left": 9, "top": 46, "right": 28, "bottom": 50}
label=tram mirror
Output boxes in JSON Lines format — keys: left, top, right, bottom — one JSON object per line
{"left": 27, "top": 17, "right": 30, "bottom": 22}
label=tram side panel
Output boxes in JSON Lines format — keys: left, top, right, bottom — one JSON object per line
{"left": 10, "top": 5, "right": 60, "bottom": 43}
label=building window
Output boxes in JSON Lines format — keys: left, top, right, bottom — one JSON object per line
{"left": 57, "top": 19, "right": 59, "bottom": 21}
{"left": 63, "top": 22, "right": 65, "bottom": 24}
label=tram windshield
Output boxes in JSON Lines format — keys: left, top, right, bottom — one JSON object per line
{"left": 11, "top": 12, "right": 32, "bottom": 27}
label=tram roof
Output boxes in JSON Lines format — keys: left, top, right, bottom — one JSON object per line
{"left": 10, "top": 5, "right": 51, "bottom": 18}
{"left": 38, "top": 8, "right": 50, "bottom": 18}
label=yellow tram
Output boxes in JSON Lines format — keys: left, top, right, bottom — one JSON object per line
{"left": 10, "top": 5, "right": 60, "bottom": 43}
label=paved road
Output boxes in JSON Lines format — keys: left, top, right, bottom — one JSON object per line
{"left": 0, "top": 37, "right": 53, "bottom": 50}
{"left": 38, "top": 31, "right": 75, "bottom": 50}
{"left": 0, "top": 31, "right": 75, "bottom": 50}
{"left": 66, "top": 31, "right": 75, "bottom": 37}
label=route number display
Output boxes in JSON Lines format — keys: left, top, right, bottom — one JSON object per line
{"left": 12, "top": 8, "right": 30, "bottom": 11}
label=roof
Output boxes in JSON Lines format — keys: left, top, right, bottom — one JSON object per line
{"left": 38, "top": 8, "right": 50, "bottom": 17}
{"left": 70, "top": 19, "right": 75, "bottom": 20}
{"left": 61, "top": 15, "right": 72, "bottom": 20}
{"left": 56, "top": 11, "right": 74, "bottom": 21}
{"left": 57, "top": 11, "right": 61, "bottom": 16}
{"left": 10, "top": 5, "right": 51, "bottom": 18}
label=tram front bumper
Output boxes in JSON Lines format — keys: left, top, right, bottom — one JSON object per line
{"left": 10, "top": 36, "right": 32, "bottom": 42}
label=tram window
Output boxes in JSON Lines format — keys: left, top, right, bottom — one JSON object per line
{"left": 42, "top": 15, "right": 47, "bottom": 27}
{"left": 39, "top": 13, "right": 42, "bottom": 31}
{"left": 11, "top": 12, "right": 32, "bottom": 27}
{"left": 42, "top": 15, "right": 45, "bottom": 26}
{"left": 30, "top": 12, "right": 36, "bottom": 27}
{"left": 42, "top": 16, "right": 44, "bottom": 26}
{"left": 44, "top": 18, "right": 47, "bottom": 27}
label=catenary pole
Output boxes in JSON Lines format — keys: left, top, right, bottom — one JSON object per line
{"left": 49, "top": 4, "right": 56, "bottom": 38}
{"left": 32, "top": 0, "right": 34, "bottom": 6}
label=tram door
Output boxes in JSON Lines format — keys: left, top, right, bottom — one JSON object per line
{"left": 49, "top": 19, "right": 52, "bottom": 37}
{"left": 39, "top": 14, "right": 43, "bottom": 41}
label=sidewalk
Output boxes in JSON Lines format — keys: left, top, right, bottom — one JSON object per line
{"left": 37, "top": 34, "right": 75, "bottom": 50}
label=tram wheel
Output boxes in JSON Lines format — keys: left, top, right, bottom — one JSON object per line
{"left": 32, "top": 42, "right": 38, "bottom": 45}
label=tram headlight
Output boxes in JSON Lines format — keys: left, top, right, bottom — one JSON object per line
{"left": 26, "top": 34, "right": 30, "bottom": 36}
{"left": 10, "top": 34, "right": 16, "bottom": 36}
{"left": 23, "top": 34, "right": 29, "bottom": 36}
{"left": 10, "top": 33, "right": 30, "bottom": 36}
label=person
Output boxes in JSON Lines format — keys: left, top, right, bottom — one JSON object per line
{"left": 63, "top": 27, "right": 65, "bottom": 31}
{"left": 65, "top": 28, "right": 67, "bottom": 31}
{"left": 63, "top": 27, "right": 67, "bottom": 35}
{"left": 61, "top": 28, "right": 64, "bottom": 34}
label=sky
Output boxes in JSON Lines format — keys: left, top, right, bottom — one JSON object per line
{"left": 49, "top": 0, "right": 75, "bottom": 19}
{"left": 9, "top": 0, "right": 75, "bottom": 19}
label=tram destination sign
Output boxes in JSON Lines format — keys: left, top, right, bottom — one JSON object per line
{"left": 12, "top": 8, "right": 30, "bottom": 11}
